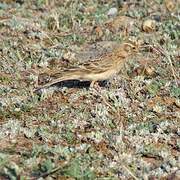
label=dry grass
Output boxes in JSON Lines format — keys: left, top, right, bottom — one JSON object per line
{"left": 0, "top": 0, "right": 179, "bottom": 179}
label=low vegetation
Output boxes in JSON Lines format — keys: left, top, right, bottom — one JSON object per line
{"left": 0, "top": 0, "right": 179, "bottom": 179}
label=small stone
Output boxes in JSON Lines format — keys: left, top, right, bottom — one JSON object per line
{"left": 153, "top": 15, "right": 161, "bottom": 22}
{"left": 165, "top": 0, "right": 175, "bottom": 12}
{"left": 142, "top": 19, "right": 156, "bottom": 33}
{"left": 175, "top": 99, "right": 180, "bottom": 108}
{"left": 107, "top": 7, "right": 118, "bottom": 17}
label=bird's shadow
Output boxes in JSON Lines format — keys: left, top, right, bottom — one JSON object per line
{"left": 34, "top": 79, "right": 108, "bottom": 94}
{"left": 57, "top": 80, "right": 91, "bottom": 89}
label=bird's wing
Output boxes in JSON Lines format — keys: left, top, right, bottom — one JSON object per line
{"left": 79, "top": 58, "right": 113, "bottom": 73}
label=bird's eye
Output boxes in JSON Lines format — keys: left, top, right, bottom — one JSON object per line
{"left": 124, "top": 44, "right": 133, "bottom": 52}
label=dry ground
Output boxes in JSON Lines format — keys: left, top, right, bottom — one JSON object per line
{"left": 0, "top": 0, "right": 179, "bottom": 179}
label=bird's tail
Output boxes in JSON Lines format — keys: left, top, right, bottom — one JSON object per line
{"left": 36, "top": 70, "right": 85, "bottom": 90}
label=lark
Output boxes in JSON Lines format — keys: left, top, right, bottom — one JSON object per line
{"left": 36, "top": 43, "right": 136, "bottom": 90}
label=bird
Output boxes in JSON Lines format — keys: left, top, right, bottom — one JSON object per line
{"left": 35, "top": 43, "right": 136, "bottom": 90}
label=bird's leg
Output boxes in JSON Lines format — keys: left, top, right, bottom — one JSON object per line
{"left": 90, "top": 81, "right": 101, "bottom": 90}
{"left": 90, "top": 81, "right": 96, "bottom": 88}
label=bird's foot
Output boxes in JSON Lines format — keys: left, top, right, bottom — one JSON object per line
{"left": 90, "top": 81, "right": 101, "bottom": 90}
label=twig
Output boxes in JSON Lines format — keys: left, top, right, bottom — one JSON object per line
{"left": 141, "top": 44, "right": 178, "bottom": 86}
{"left": 31, "top": 161, "right": 69, "bottom": 180}
{"left": 155, "top": 45, "right": 178, "bottom": 86}
{"left": 122, "top": 165, "right": 139, "bottom": 180}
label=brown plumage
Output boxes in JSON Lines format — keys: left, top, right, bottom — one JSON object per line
{"left": 36, "top": 43, "right": 135, "bottom": 90}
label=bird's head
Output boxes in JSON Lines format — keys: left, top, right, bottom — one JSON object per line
{"left": 114, "top": 42, "right": 139, "bottom": 59}
{"left": 123, "top": 42, "right": 140, "bottom": 54}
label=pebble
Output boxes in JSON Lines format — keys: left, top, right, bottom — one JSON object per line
{"left": 107, "top": 7, "right": 118, "bottom": 17}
